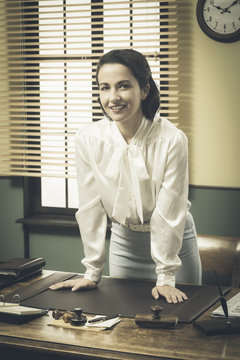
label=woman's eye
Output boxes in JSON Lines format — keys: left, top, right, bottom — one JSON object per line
{"left": 119, "top": 84, "right": 130, "bottom": 89}
{"left": 100, "top": 86, "right": 108, "bottom": 91}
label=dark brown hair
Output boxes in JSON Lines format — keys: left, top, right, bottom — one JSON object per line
{"left": 96, "top": 49, "right": 160, "bottom": 121}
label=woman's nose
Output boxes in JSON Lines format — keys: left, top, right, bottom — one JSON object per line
{"left": 109, "top": 89, "right": 120, "bottom": 101}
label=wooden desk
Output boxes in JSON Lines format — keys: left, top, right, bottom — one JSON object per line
{"left": 0, "top": 270, "right": 239, "bottom": 360}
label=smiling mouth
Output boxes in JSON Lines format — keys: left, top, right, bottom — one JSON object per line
{"left": 110, "top": 105, "right": 126, "bottom": 111}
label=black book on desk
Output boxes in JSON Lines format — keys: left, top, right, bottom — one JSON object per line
{"left": 0, "top": 258, "right": 45, "bottom": 278}
{"left": 0, "top": 258, "right": 45, "bottom": 289}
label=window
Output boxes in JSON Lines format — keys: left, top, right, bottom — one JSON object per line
{"left": 0, "top": 0, "right": 180, "bottom": 214}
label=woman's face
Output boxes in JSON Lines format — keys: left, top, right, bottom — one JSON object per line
{"left": 98, "top": 63, "right": 149, "bottom": 126}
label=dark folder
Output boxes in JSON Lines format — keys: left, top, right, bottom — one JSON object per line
{"left": 3, "top": 272, "right": 230, "bottom": 323}
{"left": 0, "top": 258, "right": 45, "bottom": 289}
{"left": 0, "top": 258, "right": 45, "bottom": 278}
{"left": 0, "top": 269, "right": 44, "bottom": 290}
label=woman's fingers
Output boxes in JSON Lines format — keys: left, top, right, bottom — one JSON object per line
{"left": 49, "top": 280, "right": 74, "bottom": 290}
{"left": 151, "top": 287, "right": 160, "bottom": 300}
{"left": 49, "top": 278, "right": 97, "bottom": 292}
{"left": 71, "top": 279, "right": 97, "bottom": 291}
{"left": 151, "top": 285, "right": 188, "bottom": 303}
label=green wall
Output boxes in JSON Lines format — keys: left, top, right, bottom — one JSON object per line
{"left": 0, "top": 177, "right": 24, "bottom": 260}
{"left": 0, "top": 177, "right": 239, "bottom": 276}
{"left": 189, "top": 187, "right": 240, "bottom": 238}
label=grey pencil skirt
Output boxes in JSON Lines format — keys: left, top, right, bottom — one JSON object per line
{"left": 109, "top": 212, "right": 202, "bottom": 285}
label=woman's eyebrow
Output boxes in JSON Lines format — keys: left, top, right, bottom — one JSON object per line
{"left": 118, "top": 80, "right": 131, "bottom": 84}
{"left": 99, "top": 80, "right": 131, "bottom": 86}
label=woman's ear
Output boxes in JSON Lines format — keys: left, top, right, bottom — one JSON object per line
{"left": 141, "top": 83, "right": 150, "bottom": 100}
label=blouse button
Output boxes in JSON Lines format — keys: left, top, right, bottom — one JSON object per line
{"left": 129, "top": 192, "right": 134, "bottom": 199}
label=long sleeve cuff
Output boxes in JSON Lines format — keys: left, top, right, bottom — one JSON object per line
{"left": 156, "top": 273, "right": 176, "bottom": 287}
{"left": 83, "top": 268, "right": 102, "bottom": 283}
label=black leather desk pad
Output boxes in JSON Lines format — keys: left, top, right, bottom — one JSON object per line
{"left": 4, "top": 272, "right": 230, "bottom": 323}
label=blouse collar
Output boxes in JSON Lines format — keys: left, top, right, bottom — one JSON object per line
{"left": 111, "top": 116, "right": 152, "bottom": 146}
{"left": 105, "top": 117, "right": 151, "bottom": 224}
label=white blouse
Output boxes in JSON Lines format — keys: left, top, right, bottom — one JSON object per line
{"left": 75, "top": 115, "right": 190, "bottom": 287}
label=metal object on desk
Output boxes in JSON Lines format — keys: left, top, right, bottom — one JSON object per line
{"left": 52, "top": 307, "right": 87, "bottom": 326}
{"left": 135, "top": 305, "right": 178, "bottom": 329}
{"left": 71, "top": 308, "right": 87, "bottom": 326}
{"left": 193, "top": 271, "right": 240, "bottom": 335}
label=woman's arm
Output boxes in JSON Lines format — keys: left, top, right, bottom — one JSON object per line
{"left": 51, "top": 127, "right": 107, "bottom": 292}
{"left": 150, "top": 131, "right": 189, "bottom": 301}
{"left": 75, "top": 128, "right": 108, "bottom": 283}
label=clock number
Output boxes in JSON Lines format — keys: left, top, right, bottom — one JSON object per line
{"left": 223, "top": 24, "right": 226, "bottom": 33}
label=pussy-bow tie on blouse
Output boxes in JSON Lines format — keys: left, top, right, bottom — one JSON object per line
{"left": 105, "top": 144, "right": 150, "bottom": 224}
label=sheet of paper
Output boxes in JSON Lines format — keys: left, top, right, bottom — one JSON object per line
{"left": 211, "top": 292, "right": 240, "bottom": 318}
{"left": 86, "top": 315, "right": 121, "bottom": 329}
{"left": 48, "top": 315, "right": 121, "bottom": 331}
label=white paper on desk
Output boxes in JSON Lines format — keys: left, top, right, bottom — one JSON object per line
{"left": 211, "top": 292, "right": 240, "bottom": 318}
{"left": 86, "top": 315, "right": 121, "bottom": 329}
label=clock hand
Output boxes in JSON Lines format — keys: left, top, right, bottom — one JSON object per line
{"left": 212, "top": 4, "right": 225, "bottom": 12}
{"left": 223, "top": 0, "right": 238, "bottom": 13}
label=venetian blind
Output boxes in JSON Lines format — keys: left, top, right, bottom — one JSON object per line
{"left": 0, "top": 0, "right": 180, "bottom": 178}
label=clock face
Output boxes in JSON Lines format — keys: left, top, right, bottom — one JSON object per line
{"left": 197, "top": 0, "right": 240, "bottom": 42}
{"left": 203, "top": 0, "right": 240, "bottom": 34}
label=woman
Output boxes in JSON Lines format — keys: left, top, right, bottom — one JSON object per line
{"left": 50, "top": 49, "right": 202, "bottom": 303}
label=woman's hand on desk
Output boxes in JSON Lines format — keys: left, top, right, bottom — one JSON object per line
{"left": 49, "top": 278, "right": 98, "bottom": 292}
{"left": 152, "top": 285, "right": 188, "bottom": 303}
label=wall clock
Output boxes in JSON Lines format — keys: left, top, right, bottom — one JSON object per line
{"left": 196, "top": 0, "right": 240, "bottom": 42}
